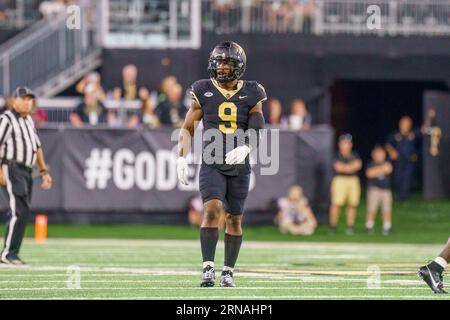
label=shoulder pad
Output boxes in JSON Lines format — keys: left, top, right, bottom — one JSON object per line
{"left": 190, "top": 79, "right": 211, "bottom": 105}
{"left": 246, "top": 81, "right": 267, "bottom": 107}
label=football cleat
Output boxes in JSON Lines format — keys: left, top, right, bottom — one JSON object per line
{"left": 200, "top": 265, "right": 215, "bottom": 287}
{"left": 220, "top": 270, "right": 235, "bottom": 288}
{"left": 1, "top": 256, "right": 26, "bottom": 266}
{"left": 418, "top": 263, "right": 448, "bottom": 294}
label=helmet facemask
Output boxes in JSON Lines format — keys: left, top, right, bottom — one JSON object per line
{"left": 209, "top": 57, "right": 239, "bottom": 83}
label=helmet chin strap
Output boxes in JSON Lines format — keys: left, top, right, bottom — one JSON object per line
{"left": 215, "top": 70, "right": 237, "bottom": 83}
{"left": 216, "top": 77, "right": 233, "bottom": 83}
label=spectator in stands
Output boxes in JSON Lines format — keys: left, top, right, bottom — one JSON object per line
{"left": 212, "top": 0, "right": 238, "bottom": 33}
{"left": 112, "top": 87, "right": 123, "bottom": 101}
{"left": 128, "top": 88, "right": 161, "bottom": 129}
{"left": 39, "top": 0, "right": 67, "bottom": 19}
{"left": 298, "top": 0, "right": 316, "bottom": 33}
{"left": 32, "top": 99, "right": 49, "bottom": 126}
{"left": 0, "top": 2, "right": 8, "bottom": 23}
{"left": 115, "top": 64, "right": 142, "bottom": 101}
{"left": 265, "top": 0, "right": 289, "bottom": 33}
{"left": 265, "top": 98, "right": 287, "bottom": 128}
{"left": 70, "top": 83, "right": 115, "bottom": 127}
{"left": 158, "top": 75, "right": 178, "bottom": 104}
{"left": 329, "top": 134, "right": 362, "bottom": 235}
{"left": 155, "top": 83, "right": 186, "bottom": 127}
{"left": 0, "top": 96, "right": 14, "bottom": 114}
{"left": 289, "top": 99, "right": 311, "bottom": 130}
{"left": 275, "top": 185, "right": 317, "bottom": 236}
{"left": 281, "top": 0, "right": 301, "bottom": 32}
{"left": 188, "top": 194, "right": 225, "bottom": 230}
{"left": 365, "top": 145, "right": 393, "bottom": 236}
{"left": 76, "top": 71, "right": 106, "bottom": 102}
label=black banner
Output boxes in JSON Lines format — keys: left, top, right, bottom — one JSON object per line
{"left": 423, "top": 91, "right": 450, "bottom": 199}
{"left": 0, "top": 126, "right": 334, "bottom": 221}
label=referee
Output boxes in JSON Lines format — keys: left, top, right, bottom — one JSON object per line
{"left": 0, "top": 86, "right": 52, "bottom": 265}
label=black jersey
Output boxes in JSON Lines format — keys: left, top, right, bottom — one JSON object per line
{"left": 190, "top": 78, "right": 267, "bottom": 176}
{"left": 366, "top": 161, "right": 391, "bottom": 190}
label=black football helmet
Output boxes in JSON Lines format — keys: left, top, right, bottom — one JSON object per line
{"left": 208, "top": 41, "right": 246, "bottom": 83}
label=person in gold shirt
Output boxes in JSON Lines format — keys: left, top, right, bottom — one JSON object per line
{"left": 329, "top": 134, "right": 362, "bottom": 235}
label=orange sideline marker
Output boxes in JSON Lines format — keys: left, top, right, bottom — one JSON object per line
{"left": 35, "top": 214, "right": 48, "bottom": 243}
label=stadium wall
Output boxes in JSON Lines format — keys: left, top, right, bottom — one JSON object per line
{"left": 100, "top": 33, "right": 450, "bottom": 126}
{"left": 0, "top": 126, "right": 334, "bottom": 224}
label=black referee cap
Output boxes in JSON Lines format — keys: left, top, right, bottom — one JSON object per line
{"left": 13, "top": 86, "right": 35, "bottom": 99}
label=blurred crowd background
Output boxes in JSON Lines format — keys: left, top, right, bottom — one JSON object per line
{"left": 0, "top": 0, "right": 449, "bottom": 231}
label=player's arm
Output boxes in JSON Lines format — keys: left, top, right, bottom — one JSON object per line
{"left": 246, "top": 102, "right": 265, "bottom": 151}
{"left": 178, "top": 99, "right": 203, "bottom": 157}
{"left": 225, "top": 102, "right": 265, "bottom": 165}
{"left": 176, "top": 99, "right": 203, "bottom": 185}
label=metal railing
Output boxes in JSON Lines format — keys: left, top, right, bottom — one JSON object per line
{"left": 201, "top": 0, "right": 450, "bottom": 36}
{"left": 0, "top": 2, "right": 102, "bottom": 97}
{"left": 317, "top": 0, "right": 450, "bottom": 36}
{"left": 0, "top": 97, "right": 143, "bottom": 128}
{"left": 102, "top": 0, "right": 201, "bottom": 49}
{"left": 0, "top": 0, "right": 45, "bottom": 29}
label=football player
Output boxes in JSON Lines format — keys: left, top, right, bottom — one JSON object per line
{"left": 418, "top": 239, "right": 449, "bottom": 294}
{"left": 177, "top": 42, "right": 266, "bottom": 287}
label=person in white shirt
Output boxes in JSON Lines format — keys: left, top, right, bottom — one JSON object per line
{"left": 288, "top": 99, "right": 312, "bottom": 130}
{"left": 275, "top": 185, "right": 317, "bottom": 235}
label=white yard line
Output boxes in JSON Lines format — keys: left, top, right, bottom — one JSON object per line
{"left": 21, "top": 239, "right": 444, "bottom": 251}
{"left": 0, "top": 278, "right": 424, "bottom": 285}
{"left": 0, "top": 287, "right": 434, "bottom": 291}
{"left": 0, "top": 279, "right": 423, "bottom": 284}
{"left": 2, "top": 295, "right": 449, "bottom": 300}
{"left": 0, "top": 264, "right": 418, "bottom": 276}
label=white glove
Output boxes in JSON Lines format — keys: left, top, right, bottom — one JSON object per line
{"left": 225, "top": 145, "right": 251, "bottom": 165}
{"left": 177, "top": 157, "right": 189, "bottom": 185}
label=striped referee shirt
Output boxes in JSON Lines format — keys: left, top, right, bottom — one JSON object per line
{"left": 0, "top": 110, "right": 41, "bottom": 168}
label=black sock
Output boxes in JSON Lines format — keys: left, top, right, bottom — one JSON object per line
{"left": 224, "top": 233, "right": 243, "bottom": 270}
{"left": 200, "top": 227, "right": 219, "bottom": 263}
{"left": 428, "top": 261, "right": 445, "bottom": 273}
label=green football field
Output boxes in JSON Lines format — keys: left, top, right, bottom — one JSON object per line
{"left": 0, "top": 239, "right": 449, "bottom": 300}
{"left": 0, "top": 196, "right": 448, "bottom": 300}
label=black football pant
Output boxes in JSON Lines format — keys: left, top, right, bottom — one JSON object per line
{"left": 1, "top": 162, "right": 33, "bottom": 261}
